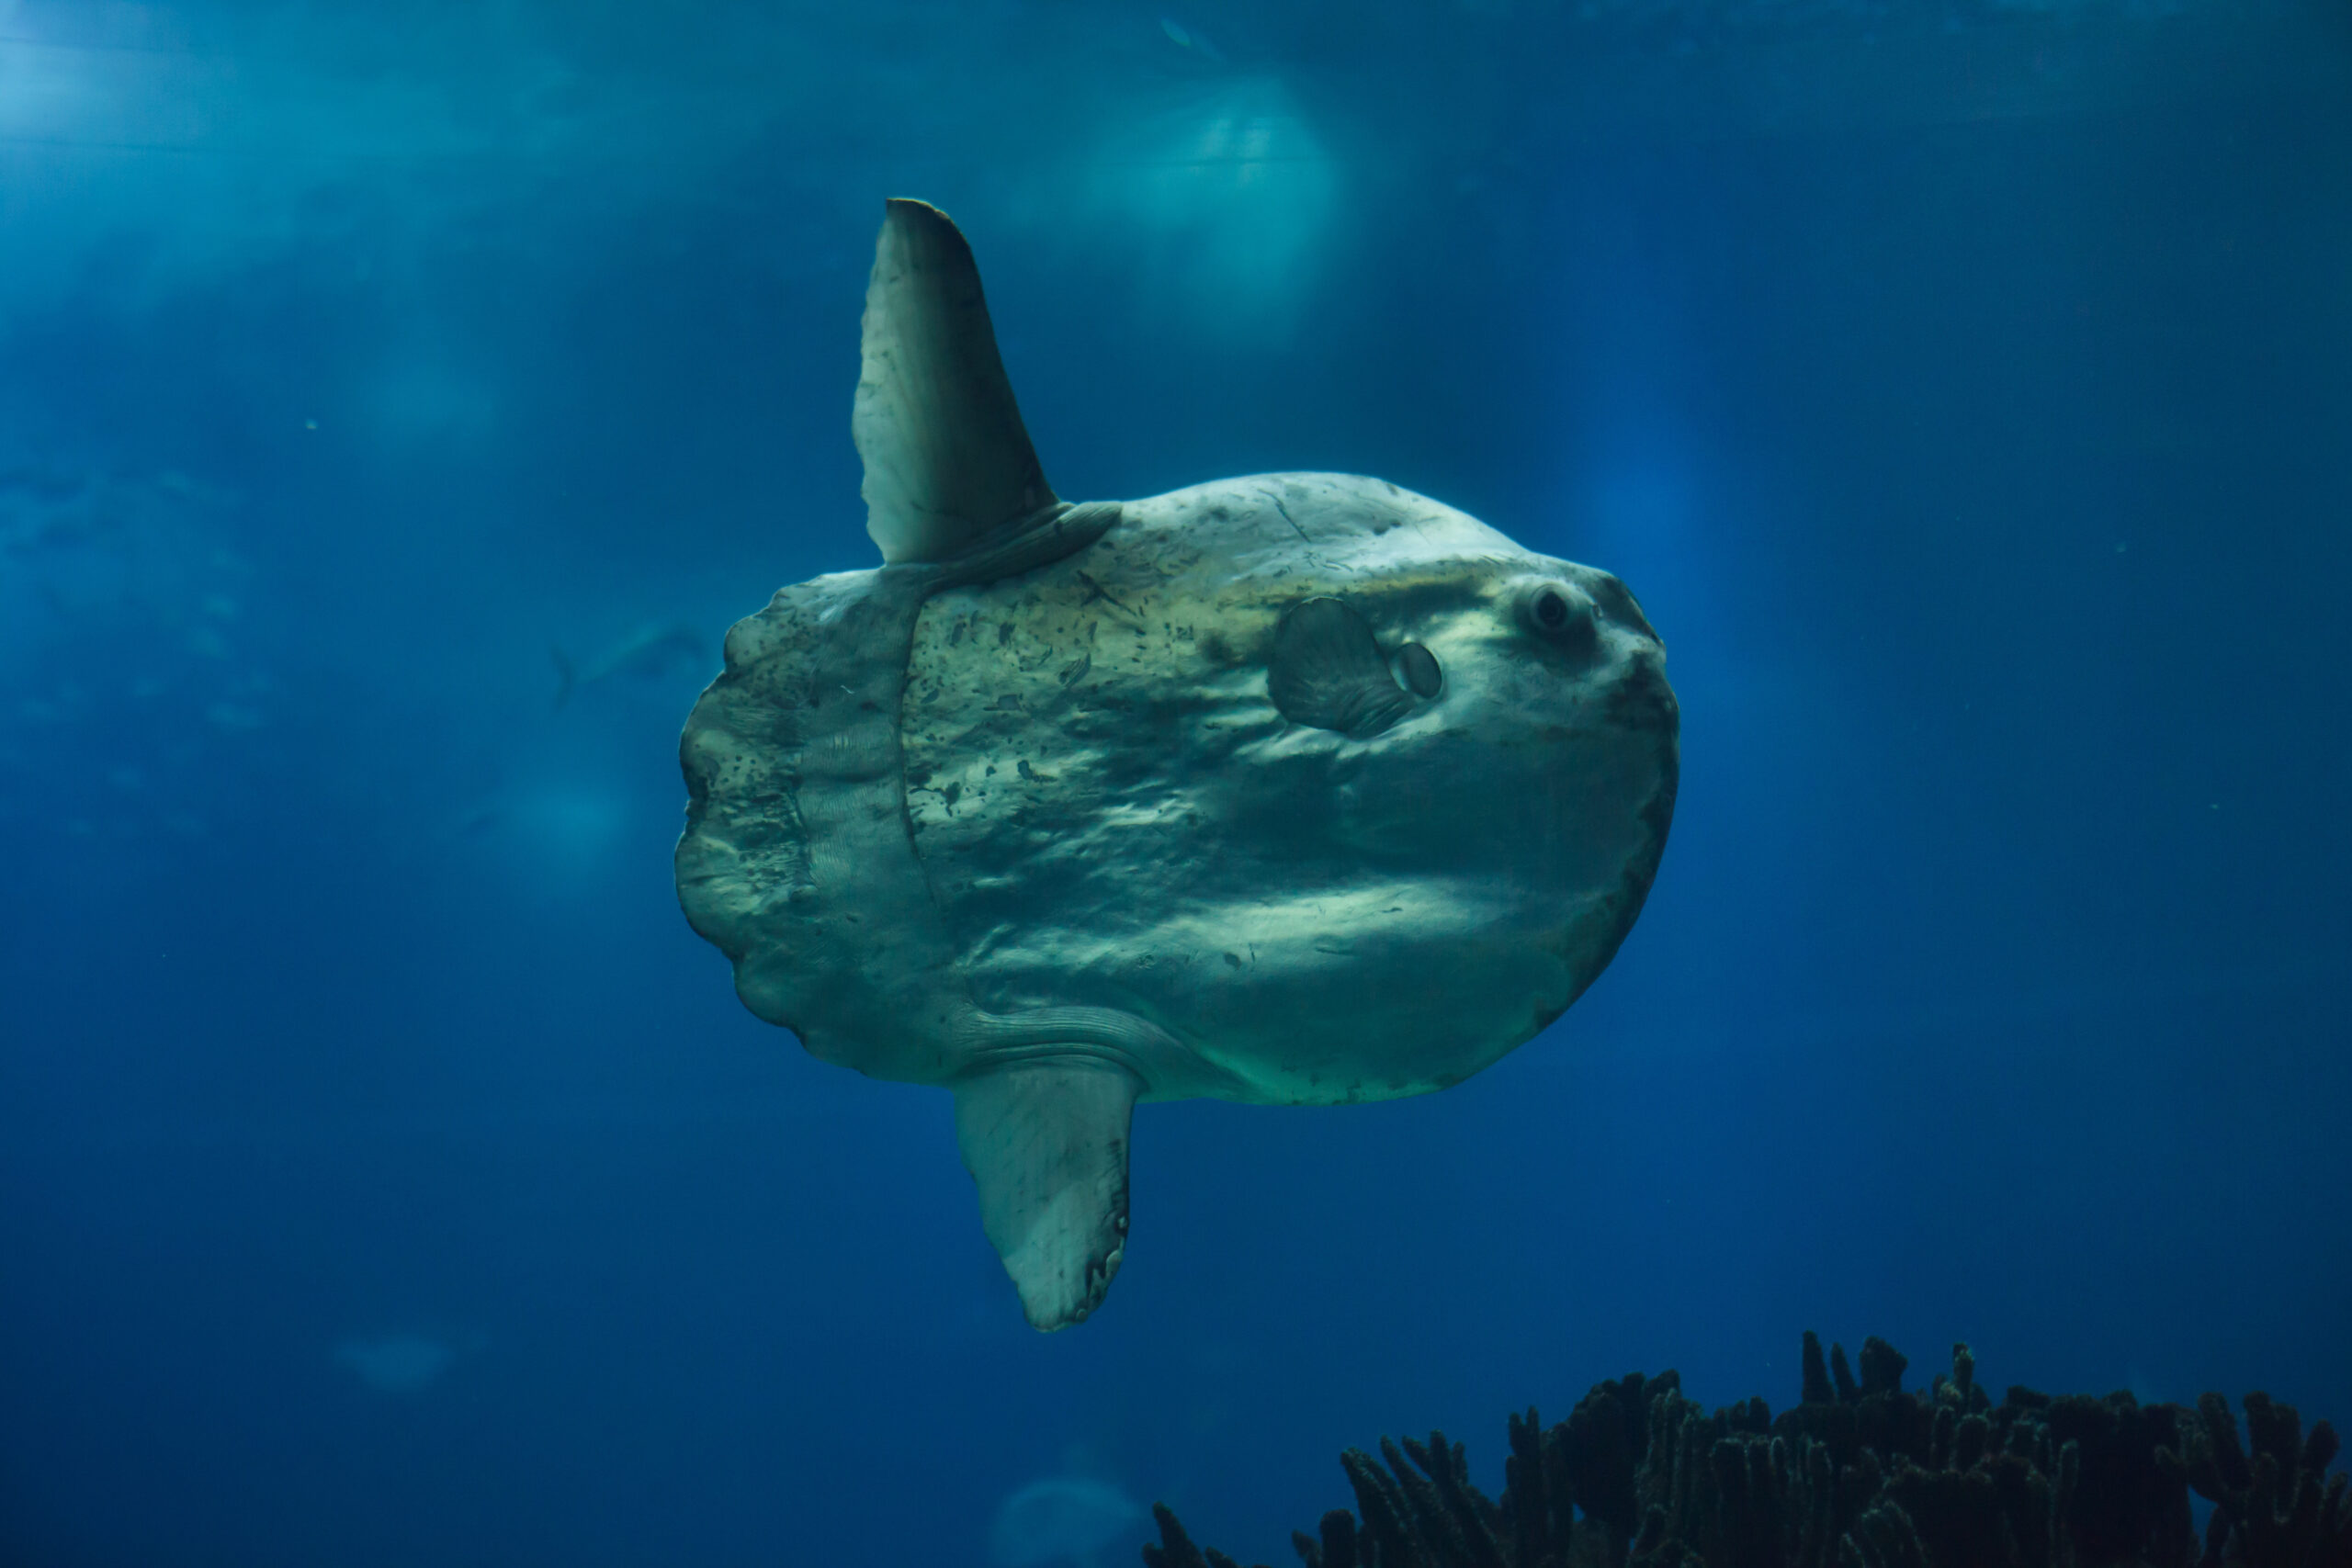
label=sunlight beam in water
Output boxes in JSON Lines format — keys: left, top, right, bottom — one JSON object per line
{"left": 1080, "top": 75, "right": 1340, "bottom": 342}
{"left": 497, "top": 781, "right": 632, "bottom": 892}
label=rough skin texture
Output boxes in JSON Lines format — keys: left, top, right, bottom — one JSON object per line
{"left": 678, "top": 197, "right": 1679, "bottom": 1333}
{"left": 678, "top": 473, "right": 1678, "bottom": 1103}
{"left": 673, "top": 474, "right": 1678, "bottom": 1327}
{"left": 914, "top": 473, "right": 1673, "bottom": 1104}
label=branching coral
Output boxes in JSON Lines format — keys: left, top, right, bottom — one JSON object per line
{"left": 1144, "top": 1335, "right": 2351, "bottom": 1568}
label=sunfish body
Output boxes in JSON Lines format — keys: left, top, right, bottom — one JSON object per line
{"left": 676, "top": 200, "right": 1678, "bottom": 1330}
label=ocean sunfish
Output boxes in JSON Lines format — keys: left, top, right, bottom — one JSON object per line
{"left": 675, "top": 199, "right": 1679, "bottom": 1330}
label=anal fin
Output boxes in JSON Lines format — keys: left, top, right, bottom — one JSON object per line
{"left": 953, "top": 1057, "right": 1138, "bottom": 1332}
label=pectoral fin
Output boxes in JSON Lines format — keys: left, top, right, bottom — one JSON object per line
{"left": 953, "top": 1057, "right": 1138, "bottom": 1332}
{"left": 1268, "top": 595, "right": 1416, "bottom": 738}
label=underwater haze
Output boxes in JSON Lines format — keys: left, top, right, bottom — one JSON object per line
{"left": 4, "top": 1, "right": 2350, "bottom": 1564}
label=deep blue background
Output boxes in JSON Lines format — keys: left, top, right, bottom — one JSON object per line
{"left": 4, "top": 3, "right": 2349, "bottom": 1564}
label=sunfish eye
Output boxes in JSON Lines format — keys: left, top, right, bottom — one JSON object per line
{"left": 1517, "top": 580, "right": 1599, "bottom": 655}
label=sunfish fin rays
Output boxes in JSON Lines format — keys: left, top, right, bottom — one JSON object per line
{"left": 953, "top": 1057, "right": 1137, "bottom": 1332}
{"left": 855, "top": 198, "right": 1057, "bottom": 566}
{"left": 1268, "top": 595, "right": 1415, "bottom": 738}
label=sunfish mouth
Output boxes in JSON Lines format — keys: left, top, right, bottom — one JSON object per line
{"left": 1604, "top": 653, "right": 1680, "bottom": 739}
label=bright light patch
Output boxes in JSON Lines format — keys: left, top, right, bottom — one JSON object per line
{"left": 1577, "top": 456, "right": 1719, "bottom": 651}
{"left": 0, "top": 34, "right": 99, "bottom": 141}
{"left": 1086, "top": 76, "right": 1339, "bottom": 340}
{"left": 989, "top": 1476, "right": 1144, "bottom": 1567}
{"left": 508, "top": 783, "right": 629, "bottom": 878}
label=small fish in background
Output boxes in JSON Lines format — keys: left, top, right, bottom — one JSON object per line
{"left": 989, "top": 1476, "right": 1146, "bottom": 1568}
{"left": 550, "top": 620, "right": 707, "bottom": 708}
{"left": 1158, "top": 14, "right": 1226, "bottom": 62}
{"left": 0, "top": 465, "right": 107, "bottom": 556}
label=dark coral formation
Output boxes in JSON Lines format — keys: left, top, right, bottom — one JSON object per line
{"left": 1142, "top": 1335, "right": 2351, "bottom": 1568}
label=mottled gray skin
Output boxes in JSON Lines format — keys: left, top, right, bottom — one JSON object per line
{"left": 680, "top": 474, "right": 1674, "bottom": 1100}
{"left": 675, "top": 199, "right": 1677, "bottom": 1333}
{"left": 676, "top": 474, "right": 1676, "bottom": 1325}
{"left": 899, "top": 475, "right": 1677, "bottom": 1104}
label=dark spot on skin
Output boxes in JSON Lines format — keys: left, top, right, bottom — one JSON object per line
{"left": 1638, "top": 770, "right": 1679, "bottom": 856}
{"left": 1269, "top": 494, "right": 1308, "bottom": 543}
{"left": 1197, "top": 629, "right": 1234, "bottom": 665}
{"left": 998, "top": 623, "right": 1014, "bottom": 646}
{"left": 1075, "top": 570, "right": 1137, "bottom": 618}
{"left": 1564, "top": 781, "right": 1677, "bottom": 994}
{"left": 1222, "top": 951, "right": 1243, "bottom": 969}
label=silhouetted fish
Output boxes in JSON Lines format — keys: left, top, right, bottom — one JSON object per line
{"left": 552, "top": 621, "right": 707, "bottom": 708}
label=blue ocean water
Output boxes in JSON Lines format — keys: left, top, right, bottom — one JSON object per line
{"left": 3, "top": 3, "right": 2349, "bottom": 1563}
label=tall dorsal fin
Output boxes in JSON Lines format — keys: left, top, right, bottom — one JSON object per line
{"left": 854, "top": 198, "right": 1057, "bottom": 565}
